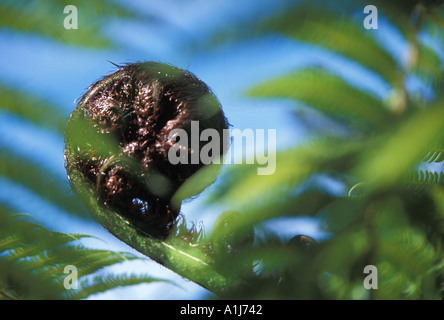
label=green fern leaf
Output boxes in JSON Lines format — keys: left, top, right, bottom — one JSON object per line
{"left": 411, "top": 170, "right": 444, "bottom": 185}
{"left": 257, "top": 5, "right": 399, "bottom": 85}
{"left": 0, "top": 150, "right": 91, "bottom": 219}
{"left": 354, "top": 102, "right": 444, "bottom": 189}
{"left": 414, "top": 43, "right": 444, "bottom": 86}
{"left": 0, "top": 213, "right": 168, "bottom": 299}
{"left": 65, "top": 273, "right": 171, "bottom": 300}
{"left": 423, "top": 147, "right": 444, "bottom": 163}
{"left": 0, "top": 84, "right": 68, "bottom": 135}
{"left": 248, "top": 68, "right": 391, "bottom": 129}
{"left": 0, "top": 0, "right": 140, "bottom": 48}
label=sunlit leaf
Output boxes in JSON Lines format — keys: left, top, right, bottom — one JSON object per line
{"left": 65, "top": 273, "right": 172, "bottom": 300}
{"left": 0, "top": 213, "right": 165, "bottom": 300}
{"left": 0, "top": 149, "right": 90, "bottom": 219}
{"left": 264, "top": 8, "right": 398, "bottom": 84}
{"left": 248, "top": 68, "right": 392, "bottom": 129}
{"left": 354, "top": 102, "right": 444, "bottom": 189}
{"left": 0, "top": 0, "right": 143, "bottom": 48}
{"left": 0, "top": 84, "right": 67, "bottom": 134}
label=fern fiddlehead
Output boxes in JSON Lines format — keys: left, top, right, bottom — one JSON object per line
{"left": 65, "top": 61, "right": 228, "bottom": 238}
{"left": 64, "top": 62, "right": 234, "bottom": 294}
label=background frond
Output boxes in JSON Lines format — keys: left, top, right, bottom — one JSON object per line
{"left": 0, "top": 149, "right": 90, "bottom": 219}
{"left": 247, "top": 68, "right": 391, "bottom": 130}
{"left": 0, "top": 0, "right": 143, "bottom": 48}
{"left": 0, "top": 213, "right": 168, "bottom": 300}
{"left": 64, "top": 273, "right": 171, "bottom": 300}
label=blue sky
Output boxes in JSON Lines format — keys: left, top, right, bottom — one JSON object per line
{"left": 0, "top": 0, "right": 413, "bottom": 299}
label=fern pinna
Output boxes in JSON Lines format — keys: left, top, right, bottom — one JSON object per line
{"left": 0, "top": 212, "right": 168, "bottom": 300}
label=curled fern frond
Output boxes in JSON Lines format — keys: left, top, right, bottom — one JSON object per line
{"left": 65, "top": 61, "right": 229, "bottom": 237}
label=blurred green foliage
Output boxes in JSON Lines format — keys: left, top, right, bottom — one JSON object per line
{"left": 0, "top": 212, "right": 168, "bottom": 299}
{"left": 0, "top": 0, "right": 167, "bottom": 299}
{"left": 1, "top": 0, "right": 444, "bottom": 300}
{"left": 203, "top": 0, "right": 444, "bottom": 299}
{"left": 0, "top": 0, "right": 141, "bottom": 48}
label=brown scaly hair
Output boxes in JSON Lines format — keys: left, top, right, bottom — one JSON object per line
{"left": 65, "top": 61, "right": 229, "bottom": 238}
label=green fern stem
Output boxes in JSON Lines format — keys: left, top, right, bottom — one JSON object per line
{"left": 65, "top": 147, "right": 236, "bottom": 295}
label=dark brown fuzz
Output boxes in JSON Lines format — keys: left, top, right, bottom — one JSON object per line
{"left": 65, "top": 62, "right": 229, "bottom": 238}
